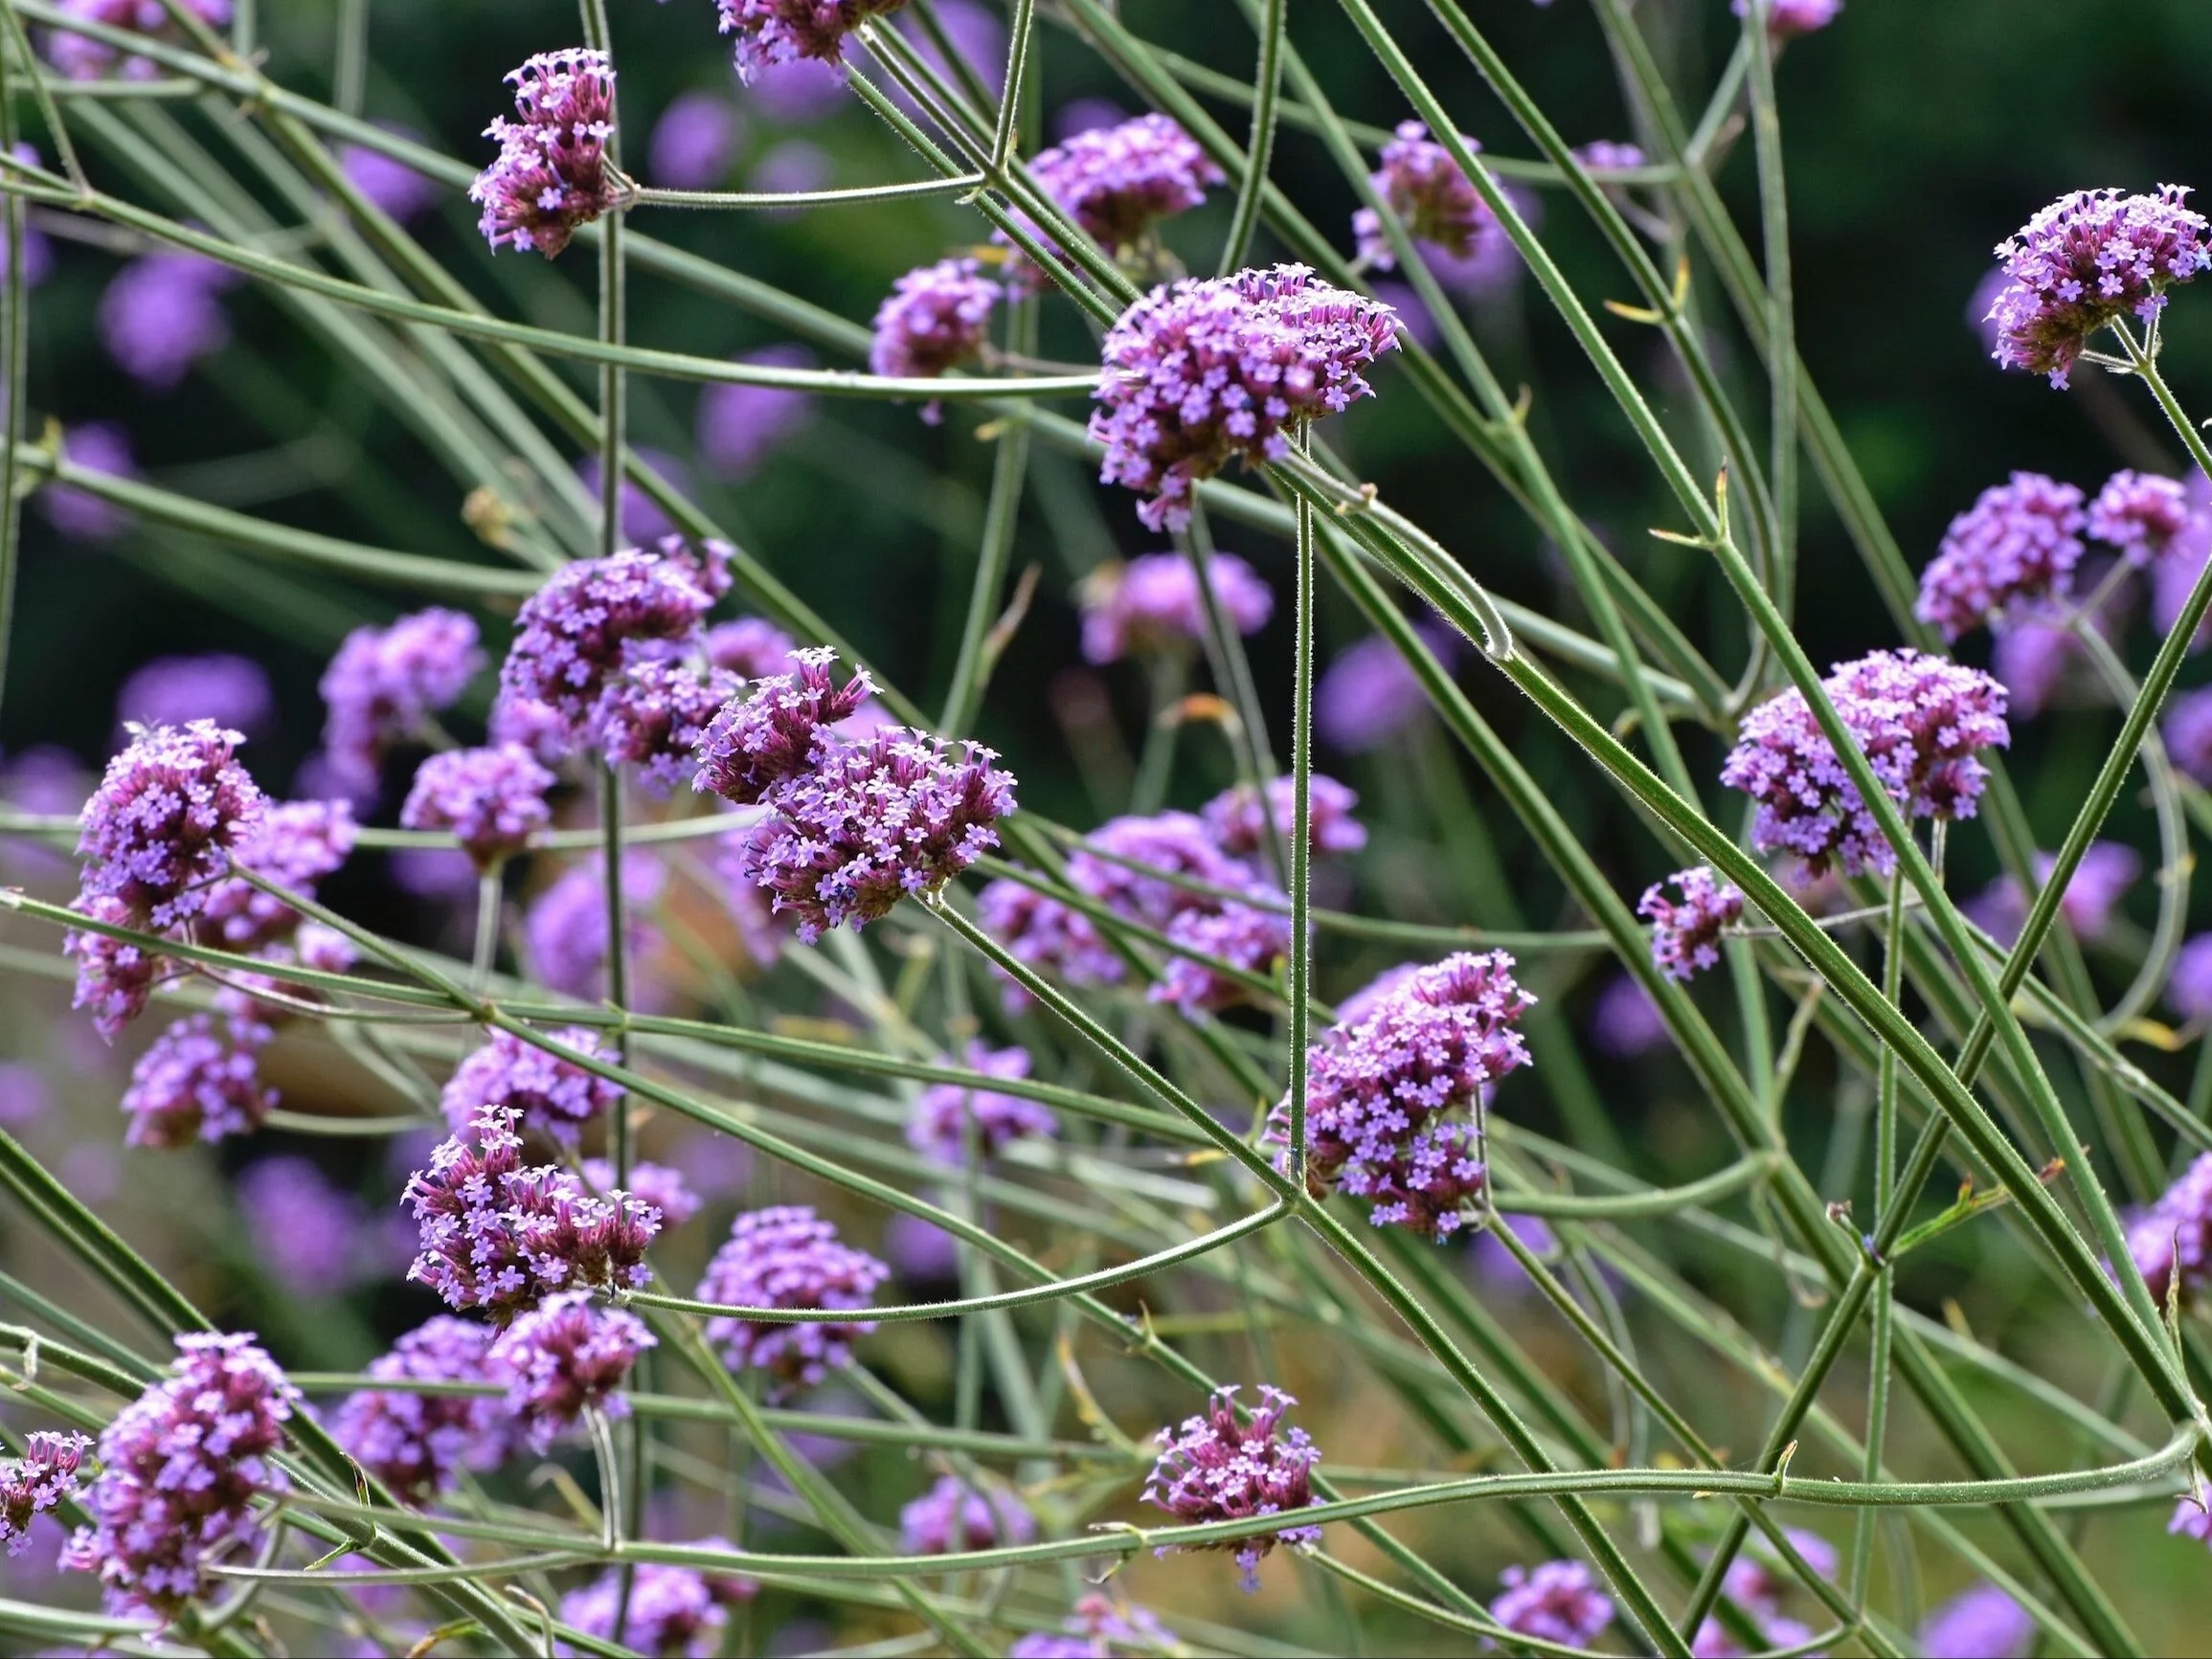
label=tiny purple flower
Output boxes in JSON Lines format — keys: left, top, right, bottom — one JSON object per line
{"left": 597, "top": 660, "right": 741, "bottom": 796}
{"left": 440, "top": 1025, "right": 622, "bottom": 1148}
{"left": 1078, "top": 552, "right": 1274, "bottom": 663}
{"left": 488, "top": 1290, "right": 656, "bottom": 1449}
{"left": 1986, "top": 187, "right": 2211, "bottom": 387}
{"left": 198, "top": 796, "right": 356, "bottom": 953}
{"left": 40, "top": 422, "right": 139, "bottom": 543}
{"left": 0, "top": 1432, "right": 90, "bottom": 1557}
{"left": 1144, "top": 1385, "right": 1321, "bottom": 1589}
{"left": 499, "top": 549, "right": 712, "bottom": 750}
{"left": 114, "top": 653, "right": 274, "bottom": 740}
{"left": 1009, "top": 1595, "right": 1175, "bottom": 1659}
{"left": 66, "top": 893, "right": 169, "bottom": 1041}
{"left": 691, "top": 646, "right": 873, "bottom": 806}
{"left": 716, "top": 0, "right": 904, "bottom": 79}
{"left": 869, "top": 258, "right": 1002, "bottom": 422}
{"left": 1916, "top": 473, "right": 2087, "bottom": 641}
{"left": 908, "top": 1042, "right": 1055, "bottom": 1164}
{"left": 98, "top": 252, "right": 236, "bottom": 390}
{"left": 524, "top": 851, "right": 666, "bottom": 1005}
{"left": 899, "top": 1474, "right": 1037, "bottom": 1556}
{"left": 1491, "top": 1559, "right": 1615, "bottom": 1648}
{"left": 650, "top": 90, "right": 745, "bottom": 191}
{"left": 699, "top": 346, "right": 816, "bottom": 479}
{"left": 472, "top": 49, "right": 621, "bottom": 259}
{"left": 1639, "top": 866, "right": 1744, "bottom": 981}
{"left": 401, "top": 745, "right": 554, "bottom": 871}
{"left": 696, "top": 1205, "right": 888, "bottom": 1392}
{"left": 335, "top": 1316, "right": 513, "bottom": 1504}
{"left": 121, "top": 1013, "right": 274, "bottom": 1150}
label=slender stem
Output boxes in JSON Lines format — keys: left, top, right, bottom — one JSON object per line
{"left": 469, "top": 865, "right": 502, "bottom": 997}
{"left": 0, "top": 49, "right": 21, "bottom": 729}
{"left": 626, "top": 174, "right": 983, "bottom": 211}
{"left": 1218, "top": 0, "right": 1285, "bottom": 274}
{"left": 1851, "top": 868, "right": 1907, "bottom": 1607}
{"left": 1744, "top": 0, "right": 1796, "bottom": 620}
{"left": 939, "top": 303, "right": 1034, "bottom": 736}
{"left": 1287, "top": 425, "right": 1315, "bottom": 1180}
{"left": 332, "top": 0, "right": 367, "bottom": 116}
{"left": 987, "top": 0, "right": 1034, "bottom": 174}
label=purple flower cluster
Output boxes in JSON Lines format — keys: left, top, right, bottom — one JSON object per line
{"left": 1004, "top": 113, "right": 1222, "bottom": 286}
{"left": 401, "top": 745, "right": 554, "bottom": 870}
{"left": 237, "top": 1156, "right": 372, "bottom": 1299}
{"left": 716, "top": 0, "right": 901, "bottom": 78}
{"left": 651, "top": 91, "right": 744, "bottom": 191}
{"left": 2089, "top": 469, "right": 2191, "bottom": 564}
{"left": 1722, "top": 649, "right": 2010, "bottom": 878}
{"left": 1490, "top": 1560, "right": 1615, "bottom": 1649}
{"left": 582, "top": 1158, "right": 702, "bottom": 1228}
{"left": 908, "top": 1042, "right": 1055, "bottom": 1164}
{"left": 869, "top": 258, "right": 1002, "bottom": 422}
{"left": 706, "top": 615, "right": 801, "bottom": 677}
{"left": 525, "top": 852, "right": 666, "bottom": 1004}
{"left": 1967, "top": 842, "right": 2140, "bottom": 946}
{"left": 1092, "top": 263, "right": 1399, "bottom": 531}
{"left": 404, "top": 1104, "right": 662, "bottom": 1316}
{"left": 598, "top": 660, "right": 741, "bottom": 796}
{"left": 693, "top": 647, "right": 869, "bottom": 802}
{"left": 498, "top": 549, "right": 714, "bottom": 750}
{"left": 121, "top": 1013, "right": 275, "bottom": 1149}
{"left": 695, "top": 1205, "right": 889, "bottom": 1391}
{"left": 2169, "top": 933, "right": 2212, "bottom": 1022}
{"left": 1317, "top": 626, "right": 1457, "bottom": 751}
{"left": 1639, "top": 866, "right": 1745, "bottom": 981}
{"left": 1919, "top": 1585, "right": 2036, "bottom": 1659}
{"left": 1733, "top": 0, "right": 1840, "bottom": 39}
{"left": 440, "top": 1026, "right": 623, "bottom": 1147}
{"left": 2165, "top": 687, "right": 2212, "bottom": 786}
{"left": 561, "top": 1556, "right": 756, "bottom": 1656}
{"left": 2126, "top": 1151, "right": 2212, "bottom": 1304}
{"left": 1144, "top": 1385, "right": 1321, "bottom": 1590}
{"left": 488, "top": 1290, "right": 656, "bottom": 1449}
{"left": 1694, "top": 1530, "right": 1833, "bottom": 1655}
{"left": 1009, "top": 1596, "right": 1176, "bottom": 1659}
{"left": 700, "top": 346, "right": 816, "bottom": 479}
{"left": 65, "top": 1333, "right": 298, "bottom": 1617}
{"left": 1352, "top": 122, "right": 1498, "bottom": 272}
{"left": 0, "top": 1432, "right": 90, "bottom": 1556}
{"left": 1267, "top": 952, "right": 1532, "bottom": 1239}
{"left": 899, "top": 1474, "right": 1037, "bottom": 1557}
{"left": 334, "top": 1316, "right": 513, "bottom": 1503}
{"left": 115, "top": 653, "right": 274, "bottom": 740}
{"left": 76, "top": 720, "right": 264, "bottom": 933}
{"left": 1916, "top": 473, "right": 2086, "bottom": 640}
{"left": 1155, "top": 901, "right": 1296, "bottom": 1015}
{"left": 1203, "top": 773, "right": 1366, "bottom": 859}
{"left": 342, "top": 128, "right": 439, "bottom": 222}
{"left": 321, "top": 608, "right": 484, "bottom": 794}
{"left": 41, "top": 422, "right": 139, "bottom": 543}
{"left": 1078, "top": 552, "right": 1275, "bottom": 663}
{"left": 99, "top": 252, "right": 236, "bottom": 390}
{"left": 199, "top": 796, "right": 356, "bottom": 953}
{"left": 473, "top": 49, "right": 621, "bottom": 259}
{"left": 45, "top": 0, "right": 231, "bottom": 79}
{"left": 1986, "top": 187, "right": 2211, "bottom": 386}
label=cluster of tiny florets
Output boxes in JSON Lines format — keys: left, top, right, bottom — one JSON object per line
{"left": 1266, "top": 952, "right": 1532, "bottom": 1238}
{"left": 597, "top": 660, "right": 741, "bottom": 796}
{"left": 1004, "top": 113, "right": 1222, "bottom": 286}
{"left": 900, "top": 1474, "right": 1037, "bottom": 1556}
{"left": 64, "top": 1334, "right": 298, "bottom": 1617}
{"left": 715, "top": 0, "right": 903, "bottom": 80}
{"left": 488, "top": 1290, "right": 656, "bottom": 1449}
{"left": 695, "top": 1205, "right": 888, "bottom": 1392}
{"left": 1008, "top": 1596, "right": 1177, "bottom": 1659}
{"left": 1916, "top": 473, "right": 2086, "bottom": 640}
{"left": 1985, "top": 187, "right": 2211, "bottom": 387}
{"left": 1155, "top": 900, "right": 1296, "bottom": 1015}
{"left": 333, "top": 1316, "right": 513, "bottom": 1503}
{"left": 869, "top": 259, "right": 1003, "bottom": 422}
{"left": 1353, "top": 122, "right": 1497, "bottom": 271}
{"left": 439, "top": 1025, "right": 624, "bottom": 1147}
{"left": 1721, "top": 650, "right": 2010, "bottom": 878}
{"left": 0, "top": 1432, "right": 90, "bottom": 1556}
{"left": 561, "top": 1556, "right": 756, "bottom": 1656}
{"left": 198, "top": 797, "right": 356, "bottom": 953}
{"left": 691, "top": 647, "right": 873, "bottom": 805}
{"left": 1203, "top": 773, "right": 1366, "bottom": 859}
{"left": 45, "top": 0, "right": 232, "bottom": 80}
{"left": 1091, "top": 263, "right": 1399, "bottom": 530}
{"left": 1144, "top": 1385, "right": 1322, "bottom": 1590}
{"left": 473, "top": 49, "right": 621, "bottom": 258}
{"left": 2089, "top": 469, "right": 2192, "bottom": 564}
{"left": 499, "top": 548, "right": 716, "bottom": 749}
{"left": 908, "top": 1042, "right": 1056, "bottom": 1164}
{"left": 2127, "top": 1151, "right": 2212, "bottom": 1305}
{"left": 121, "top": 1013, "right": 276, "bottom": 1149}
{"left": 404, "top": 1104, "right": 661, "bottom": 1316}
{"left": 319, "top": 608, "right": 484, "bottom": 795}
{"left": 1077, "top": 552, "right": 1275, "bottom": 662}
{"left": 67, "top": 893, "right": 172, "bottom": 1041}
{"left": 1490, "top": 1560, "right": 1616, "bottom": 1648}
{"left": 401, "top": 744, "right": 554, "bottom": 869}
{"left": 1639, "top": 866, "right": 1745, "bottom": 981}
{"left": 76, "top": 721, "right": 264, "bottom": 934}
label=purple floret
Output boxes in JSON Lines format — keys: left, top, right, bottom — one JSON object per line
{"left": 489, "top": 1290, "right": 656, "bottom": 1449}
{"left": 1916, "top": 473, "right": 2086, "bottom": 640}
{"left": 321, "top": 607, "right": 485, "bottom": 792}
{"left": 908, "top": 1042, "right": 1056, "bottom": 1164}
{"left": 77, "top": 719, "right": 265, "bottom": 932}
{"left": 2125, "top": 1150, "right": 2212, "bottom": 1305}
{"left": 440, "top": 1025, "right": 623, "bottom": 1147}
{"left": 62, "top": 1333, "right": 296, "bottom": 1617}
{"left": 334, "top": 1316, "right": 513, "bottom": 1504}
{"left": 98, "top": 251, "right": 236, "bottom": 390}
{"left": 1991, "top": 611, "right": 2087, "bottom": 719}
{"left": 498, "top": 549, "right": 712, "bottom": 749}
{"left": 198, "top": 796, "right": 356, "bottom": 953}
{"left": 899, "top": 1474, "right": 1037, "bottom": 1556}
{"left": 1144, "top": 1385, "right": 1321, "bottom": 1590}
{"left": 41, "top": 422, "right": 139, "bottom": 543}
{"left": 1919, "top": 1584, "right": 2036, "bottom": 1659}
{"left": 650, "top": 90, "right": 744, "bottom": 191}
{"left": 1092, "top": 263, "right": 1398, "bottom": 531}
{"left": 716, "top": 0, "right": 904, "bottom": 79}
{"left": 1490, "top": 1559, "right": 1615, "bottom": 1648}
{"left": 696, "top": 1205, "right": 888, "bottom": 1392}
{"left": 1638, "top": 866, "right": 1745, "bottom": 981}
{"left": 1352, "top": 122, "right": 1499, "bottom": 273}
{"left": 0, "top": 1432, "right": 89, "bottom": 1557}
{"left": 869, "top": 258, "right": 1002, "bottom": 421}
{"left": 1078, "top": 552, "right": 1274, "bottom": 662}
{"left": 699, "top": 346, "right": 816, "bottom": 479}
{"left": 691, "top": 646, "right": 874, "bottom": 805}
{"left": 1721, "top": 649, "right": 2009, "bottom": 878}
{"left": 597, "top": 660, "right": 741, "bottom": 796}
{"left": 121, "top": 1014, "right": 273, "bottom": 1149}
{"left": 114, "top": 653, "right": 274, "bottom": 739}
{"left": 1202, "top": 773, "right": 1366, "bottom": 859}
{"left": 401, "top": 745, "right": 554, "bottom": 870}
{"left": 472, "top": 49, "right": 621, "bottom": 259}
{"left": 1985, "top": 187, "right": 2211, "bottom": 387}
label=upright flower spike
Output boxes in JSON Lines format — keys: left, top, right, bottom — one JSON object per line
{"left": 1916, "top": 473, "right": 2087, "bottom": 640}
{"left": 121, "top": 1014, "right": 275, "bottom": 1150}
{"left": 0, "top": 1432, "right": 90, "bottom": 1555}
{"left": 498, "top": 548, "right": 714, "bottom": 747}
{"left": 1077, "top": 552, "right": 1275, "bottom": 663}
{"left": 64, "top": 1333, "right": 298, "bottom": 1617}
{"left": 900, "top": 1475, "right": 1037, "bottom": 1556}
{"left": 77, "top": 720, "right": 264, "bottom": 932}
{"left": 1094, "top": 264, "right": 1398, "bottom": 531}
{"left": 1490, "top": 1560, "right": 1615, "bottom": 1649}
{"left": 473, "top": 49, "right": 621, "bottom": 258}
{"left": 695, "top": 1205, "right": 888, "bottom": 1392}
{"left": 716, "top": 0, "right": 905, "bottom": 79}
{"left": 1144, "top": 1385, "right": 1322, "bottom": 1590}
{"left": 439, "top": 1025, "right": 624, "bottom": 1147}
{"left": 1639, "top": 866, "right": 1745, "bottom": 981}
{"left": 1985, "top": 187, "right": 2211, "bottom": 387}
{"left": 907, "top": 1042, "right": 1055, "bottom": 1164}
{"left": 2088, "top": 469, "right": 2191, "bottom": 565}
{"left": 401, "top": 745, "right": 555, "bottom": 870}
{"left": 334, "top": 1317, "right": 514, "bottom": 1504}
{"left": 1352, "top": 122, "right": 1500, "bottom": 273}
{"left": 488, "top": 1291, "right": 657, "bottom": 1450}
{"left": 1721, "top": 649, "right": 2009, "bottom": 878}
{"left": 869, "top": 259, "right": 1003, "bottom": 423}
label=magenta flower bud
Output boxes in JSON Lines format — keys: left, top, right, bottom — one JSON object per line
{"left": 401, "top": 745, "right": 554, "bottom": 870}
{"left": 696, "top": 1205, "right": 888, "bottom": 1392}
{"left": 1731, "top": 0, "right": 1840, "bottom": 40}
{"left": 1638, "top": 866, "right": 1745, "bottom": 981}
{"left": 1144, "top": 1385, "right": 1321, "bottom": 1590}
{"left": 1001, "top": 113, "right": 1222, "bottom": 288}
{"left": 472, "top": 49, "right": 621, "bottom": 258}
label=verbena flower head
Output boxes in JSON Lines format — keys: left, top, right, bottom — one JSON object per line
{"left": 909, "top": 1042, "right": 1055, "bottom": 1164}
{"left": 689, "top": 647, "right": 873, "bottom": 808}
{"left": 696, "top": 1205, "right": 888, "bottom": 1392}
{"left": 1968, "top": 842, "right": 2141, "bottom": 947}
{"left": 473, "top": 49, "right": 621, "bottom": 258}
{"left": 321, "top": 608, "right": 485, "bottom": 792}
{"left": 78, "top": 720, "right": 264, "bottom": 931}
{"left": 41, "top": 421, "right": 139, "bottom": 543}
{"left": 1153, "top": 898, "right": 1296, "bottom": 1016}
{"left": 2165, "top": 687, "right": 2212, "bottom": 786}
{"left": 65, "top": 1333, "right": 297, "bottom": 1617}
{"left": 2169, "top": 933, "right": 2212, "bottom": 1022}
{"left": 342, "top": 128, "right": 438, "bottom": 222}
{"left": 1591, "top": 972, "right": 1670, "bottom": 1059}
{"left": 1203, "top": 773, "right": 1366, "bottom": 859}
{"left": 334, "top": 1316, "right": 512, "bottom": 1503}
{"left": 1077, "top": 552, "right": 1275, "bottom": 663}
{"left": 1721, "top": 649, "right": 2010, "bottom": 878}
{"left": 121, "top": 1013, "right": 274, "bottom": 1150}
{"left": 199, "top": 796, "right": 356, "bottom": 952}
{"left": 1144, "top": 1385, "right": 1321, "bottom": 1590}
{"left": 237, "top": 1156, "right": 369, "bottom": 1299}
{"left": 98, "top": 252, "right": 234, "bottom": 390}
{"left": 1491, "top": 1560, "right": 1615, "bottom": 1648}
{"left": 1916, "top": 473, "right": 2086, "bottom": 640}
{"left": 404, "top": 1104, "right": 661, "bottom": 1316}
{"left": 2126, "top": 1151, "right": 2212, "bottom": 1304}
{"left": 500, "top": 549, "right": 712, "bottom": 749}
{"left": 45, "top": 0, "right": 231, "bottom": 79}
{"left": 561, "top": 1557, "right": 756, "bottom": 1656}
{"left": 650, "top": 90, "right": 743, "bottom": 191}
{"left": 699, "top": 346, "right": 816, "bottom": 479}
{"left": 1919, "top": 1585, "right": 2036, "bottom": 1659}
{"left": 731, "top": 727, "right": 1015, "bottom": 942}
{"left": 0, "top": 1432, "right": 90, "bottom": 1556}
{"left": 1316, "top": 627, "right": 1456, "bottom": 751}
{"left": 440, "top": 1025, "right": 623, "bottom": 1147}
{"left": 1576, "top": 139, "right": 1648, "bottom": 172}
{"left": 869, "top": 258, "right": 1002, "bottom": 422}
{"left": 1733, "top": 0, "right": 1840, "bottom": 39}
{"left": 705, "top": 616, "right": 801, "bottom": 678}
{"left": 1004, "top": 113, "right": 1223, "bottom": 285}
{"left": 488, "top": 1291, "right": 656, "bottom": 1450}
{"left": 115, "top": 653, "right": 274, "bottom": 739}
{"left": 717, "top": 0, "right": 904, "bottom": 79}
{"left": 524, "top": 851, "right": 666, "bottom": 1004}
{"left": 597, "top": 660, "right": 741, "bottom": 796}
{"left": 1268, "top": 952, "right": 1532, "bottom": 1239}
{"left": 1639, "top": 866, "right": 1745, "bottom": 981}
{"left": 2089, "top": 469, "right": 2191, "bottom": 565}
{"left": 582, "top": 1158, "right": 702, "bottom": 1228}
{"left": 1092, "top": 263, "right": 1399, "bottom": 531}
{"left": 1009, "top": 1596, "right": 1176, "bottom": 1659}
{"left": 400, "top": 745, "right": 554, "bottom": 870}
{"left": 67, "top": 893, "right": 170, "bottom": 1041}
{"left": 899, "top": 1475, "right": 1037, "bottom": 1556}
{"left": 1353, "top": 122, "right": 1497, "bottom": 271}
{"left": 1986, "top": 187, "right": 2211, "bottom": 387}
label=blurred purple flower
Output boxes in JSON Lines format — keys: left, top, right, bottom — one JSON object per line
{"left": 1316, "top": 627, "right": 1456, "bottom": 751}
{"left": 2165, "top": 686, "right": 2212, "bottom": 785}
{"left": 1002, "top": 113, "right": 1222, "bottom": 287}
{"left": 401, "top": 745, "right": 554, "bottom": 871}
{"left": 1966, "top": 842, "right": 2140, "bottom": 946}
{"left": 1203, "top": 773, "right": 1366, "bottom": 859}
{"left": 908, "top": 1042, "right": 1055, "bottom": 1164}
{"left": 1991, "top": 612, "right": 2086, "bottom": 719}
{"left": 562, "top": 1556, "right": 755, "bottom": 1655}
{"left": 0, "top": 1063, "right": 50, "bottom": 1126}
{"left": 697, "top": 1205, "right": 887, "bottom": 1392}
{"left": 121, "top": 1013, "right": 273, "bottom": 1150}
{"left": 748, "top": 54, "right": 847, "bottom": 122}
{"left": 869, "top": 258, "right": 1001, "bottom": 423}
{"left": 99, "top": 252, "right": 236, "bottom": 390}
{"left": 1422, "top": 182, "right": 1539, "bottom": 299}
{"left": 321, "top": 607, "right": 484, "bottom": 793}
{"left": 45, "top": 0, "right": 232, "bottom": 79}
{"left": 499, "top": 547, "right": 711, "bottom": 750}
{"left": 1078, "top": 551, "right": 1274, "bottom": 662}
{"left": 40, "top": 422, "right": 139, "bottom": 543}
{"left": 885, "top": 1212, "right": 960, "bottom": 1284}
{"left": 2167, "top": 933, "right": 2212, "bottom": 1022}
{"left": 524, "top": 852, "right": 666, "bottom": 1004}
{"left": 1468, "top": 1213, "right": 1557, "bottom": 1292}
{"left": 342, "top": 128, "right": 438, "bottom": 222}
{"left": 1055, "top": 99, "right": 1128, "bottom": 141}
{"left": 335, "top": 1316, "right": 511, "bottom": 1504}
{"left": 1917, "top": 473, "right": 2086, "bottom": 641}
{"left": 1591, "top": 972, "right": 1669, "bottom": 1059}
{"left": 1491, "top": 1560, "right": 1614, "bottom": 1648}
{"left": 198, "top": 796, "right": 356, "bottom": 953}
{"left": 1153, "top": 898, "right": 1294, "bottom": 1015}
{"left": 575, "top": 447, "right": 692, "bottom": 545}
{"left": 651, "top": 91, "right": 745, "bottom": 190}
{"left": 899, "top": 1474, "right": 1036, "bottom": 1556}
{"left": 1919, "top": 1585, "right": 2035, "bottom": 1659}
{"left": 581, "top": 1157, "right": 701, "bottom": 1228}
{"left": 706, "top": 616, "right": 801, "bottom": 678}
{"left": 750, "top": 137, "right": 832, "bottom": 201}
{"left": 1353, "top": 122, "right": 1497, "bottom": 273}
{"left": 700, "top": 346, "right": 816, "bottom": 478}
{"left": 237, "top": 1156, "right": 371, "bottom": 1298}
{"left": 440, "top": 1025, "right": 622, "bottom": 1148}
{"left": 880, "top": 0, "right": 1003, "bottom": 118}
{"left": 388, "top": 845, "right": 479, "bottom": 902}
{"left": 2088, "top": 469, "right": 2190, "bottom": 565}
{"left": 114, "top": 653, "right": 274, "bottom": 742}
{"left": 2126, "top": 1150, "right": 2212, "bottom": 1305}
{"left": 597, "top": 660, "right": 740, "bottom": 796}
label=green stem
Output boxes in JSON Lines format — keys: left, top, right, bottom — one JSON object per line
{"left": 1217, "top": 0, "right": 1286, "bottom": 274}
